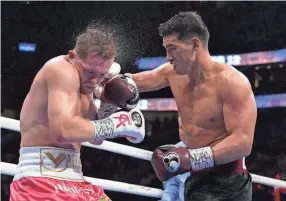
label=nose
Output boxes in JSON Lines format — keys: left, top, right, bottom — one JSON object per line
{"left": 166, "top": 52, "right": 173, "bottom": 63}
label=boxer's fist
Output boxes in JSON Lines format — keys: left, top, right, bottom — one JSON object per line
{"left": 91, "top": 108, "right": 145, "bottom": 143}
{"left": 99, "top": 74, "right": 139, "bottom": 110}
{"left": 151, "top": 145, "right": 192, "bottom": 181}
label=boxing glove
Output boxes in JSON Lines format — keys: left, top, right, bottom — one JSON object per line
{"left": 101, "top": 62, "right": 121, "bottom": 84}
{"left": 151, "top": 145, "right": 215, "bottom": 181}
{"left": 94, "top": 62, "right": 121, "bottom": 98}
{"left": 90, "top": 108, "right": 145, "bottom": 143}
{"left": 95, "top": 74, "right": 139, "bottom": 110}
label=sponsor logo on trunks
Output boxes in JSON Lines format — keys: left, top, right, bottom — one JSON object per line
{"left": 113, "top": 114, "right": 131, "bottom": 128}
{"left": 163, "top": 152, "right": 180, "bottom": 172}
{"left": 54, "top": 183, "right": 95, "bottom": 195}
{"left": 40, "top": 148, "right": 81, "bottom": 174}
{"left": 98, "top": 195, "right": 111, "bottom": 201}
{"left": 131, "top": 111, "right": 142, "bottom": 128}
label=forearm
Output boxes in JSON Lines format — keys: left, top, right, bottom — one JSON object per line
{"left": 151, "top": 133, "right": 253, "bottom": 181}
{"left": 131, "top": 72, "right": 168, "bottom": 92}
{"left": 58, "top": 116, "right": 94, "bottom": 143}
{"left": 212, "top": 132, "right": 252, "bottom": 165}
{"left": 131, "top": 72, "right": 154, "bottom": 92}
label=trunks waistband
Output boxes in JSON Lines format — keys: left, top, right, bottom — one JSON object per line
{"left": 14, "top": 147, "right": 84, "bottom": 181}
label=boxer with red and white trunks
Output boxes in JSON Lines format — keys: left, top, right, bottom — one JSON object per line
{"left": 10, "top": 27, "right": 145, "bottom": 201}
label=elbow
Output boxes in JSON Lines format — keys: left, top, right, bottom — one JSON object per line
{"left": 53, "top": 130, "right": 70, "bottom": 143}
{"left": 240, "top": 135, "right": 253, "bottom": 157}
{"left": 50, "top": 124, "right": 71, "bottom": 143}
{"left": 242, "top": 146, "right": 252, "bottom": 157}
{"left": 50, "top": 116, "right": 75, "bottom": 143}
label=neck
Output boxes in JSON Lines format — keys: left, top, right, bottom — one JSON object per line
{"left": 187, "top": 49, "right": 213, "bottom": 86}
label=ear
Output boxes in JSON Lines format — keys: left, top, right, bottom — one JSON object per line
{"left": 68, "top": 50, "right": 76, "bottom": 59}
{"left": 191, "top": 37, "right": 200, "bottom": 51}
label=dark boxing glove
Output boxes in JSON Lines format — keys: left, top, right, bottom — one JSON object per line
{"left": 95, "top": 74, "right": 139, "bottom": 110}
{"left": 151, "top": 145, "right": 215, "bottom": 181}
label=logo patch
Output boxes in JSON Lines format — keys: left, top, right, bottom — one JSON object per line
{"left": 131, "top": 111, "right": 142, "bottom": 128}
{"left": 113, "top": 114, "right": 131, "bottom": 128}
{"left": 40, "top": 148, "right": 82, "bottom": 178}
{"left": 41, "top": 152, "right": 68, "bottom": 172}
{"left": 163, "top": 152, "right": 180, "bottom": 172}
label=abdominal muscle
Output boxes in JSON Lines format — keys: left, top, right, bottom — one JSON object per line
{"left": 182, "top": 122, "right": 228, "bottom": 149}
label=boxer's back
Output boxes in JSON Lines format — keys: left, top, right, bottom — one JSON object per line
{"left": 20, "top": 56, "right": 92, "bottom": 151}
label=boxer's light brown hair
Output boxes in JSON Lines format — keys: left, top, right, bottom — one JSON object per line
{"left": 158, "top": 11, "right": 210, "bottom": 46}
{"left": 74, "top": 28, "right": 117, "bottom": 60}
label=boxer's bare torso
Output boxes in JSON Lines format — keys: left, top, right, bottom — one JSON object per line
{"left": 20, "top": 56, "right": 97, "bottom": 151}
{"left": 168, "top": 65, "right": 227, "bottom": 149}
{"left": 134, "top": 62, "right": 251, "bottom": 149}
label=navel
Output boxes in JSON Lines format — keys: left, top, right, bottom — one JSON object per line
{"left": 209, "top": 116, "right": 215, "bottom": 122}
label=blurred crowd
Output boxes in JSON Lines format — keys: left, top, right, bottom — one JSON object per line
{"left": 1, "top": 107, "right": 286, "bottom": 201}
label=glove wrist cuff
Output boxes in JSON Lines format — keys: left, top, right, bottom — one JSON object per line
{"left": 189, "top": 146, "right": 215, "bottom": 172}
{"left": 90, "top": 118, "right": 114, "bottom": 141}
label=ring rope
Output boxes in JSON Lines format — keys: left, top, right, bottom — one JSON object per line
{"left": 0, "top": 162, "right": 163, "bottom": 198}
{"left": 1, "top": 116, "right": 286, "bottom": 197}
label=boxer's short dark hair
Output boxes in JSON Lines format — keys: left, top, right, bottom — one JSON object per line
{"left": 75, "top": 28, "right": 116, "bottom": 60}
{"left": 158, "top": 11, "right": 210, "bottom": 46}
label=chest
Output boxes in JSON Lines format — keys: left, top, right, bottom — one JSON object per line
{"left": 169, "top": 77, "right": 224, "bottom": 128}
{"left": 75, "top": 95, "right": 97, "bottom": 120}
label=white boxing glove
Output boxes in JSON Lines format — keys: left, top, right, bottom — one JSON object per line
{"left": 93, "top": 98, "right": 101, "bottom": 110}
{"left": 90, "top": 108, "right": 145, "bottom": 143}
{"left": 104, "top": 62, "right": 121, "bottom": 80}
{"left": 94, "top": 62, "right": 121, "bottom": 98}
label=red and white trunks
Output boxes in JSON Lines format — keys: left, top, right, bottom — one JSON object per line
{"left": 10, "top": 147, "right": 111, "bottom": 201}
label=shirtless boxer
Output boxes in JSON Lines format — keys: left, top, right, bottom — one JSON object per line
{"left": 10, "top": 28, "right": 145, "bottom": 201}
{"left": 130, "top": 11, "right": 257, "bottom": 200}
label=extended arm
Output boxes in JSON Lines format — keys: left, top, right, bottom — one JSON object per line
{"left": 130, "top": 63, "right": 171, "bottom": 92}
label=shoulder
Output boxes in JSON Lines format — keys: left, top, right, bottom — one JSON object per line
{"left": 215, "top": 65, "right": 254, "bottom": 106}
{"left": 43, "top": 56, "right": 78, "bottom": 84}
{"left": 217, "top": 65, "right": 252, "bottom": 98}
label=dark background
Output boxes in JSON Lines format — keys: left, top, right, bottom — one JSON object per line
{"left": 1, "top": 1, "right": 286, "bottom": 201}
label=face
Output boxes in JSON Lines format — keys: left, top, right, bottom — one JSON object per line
{"left": 75, "top": 53, "right": 114, "bottom": 94}
{"left": 163, "top": 33, "right": 199, "bottom": 75}
{"left": 178, "top": 117, "right": 187, "bottom": 144}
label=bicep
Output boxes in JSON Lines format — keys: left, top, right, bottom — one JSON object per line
{"left": 132, "top": 64, "right": 169, "bottom": 92}
{"left": 48, "top": 89, "right": 77, "bottom": 132}
{"left": 46, "top": 65, "right": 78, "bottom": 133}
{"left": 222, "top": 78, "right": 257, "bottom": 139}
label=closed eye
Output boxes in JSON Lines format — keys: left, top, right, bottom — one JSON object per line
{"left": 168, "top": 47, "right": 177, "bottom": 51}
